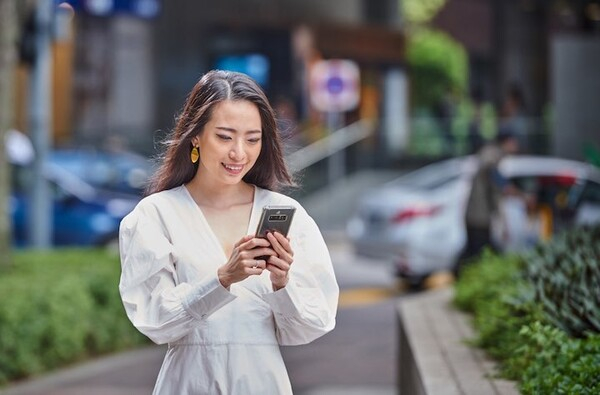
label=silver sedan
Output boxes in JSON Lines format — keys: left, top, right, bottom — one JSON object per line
{"left": 346, "top": 155, "right": 600, "bottom": 285}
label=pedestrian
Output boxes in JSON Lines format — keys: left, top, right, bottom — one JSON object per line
{"left": 466, "top": 88, "right": 485, "bottom": 154}
{"left": 458, "top": 130, "right": 520, "bottom": 273}
{"left": 118, "top": 70, "right": 339, "bottom": 394}
{"left": 498, "top": 84, "right": 528, "bottom": 152}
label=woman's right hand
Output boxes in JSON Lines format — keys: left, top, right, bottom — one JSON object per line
{"left": 217, "top": 235, "right": 275, "bottom": 289}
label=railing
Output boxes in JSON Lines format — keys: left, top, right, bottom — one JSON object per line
{"left": 284, "top": 118, "right": 377, "bottom": 197}
{"left": 286, "top": 118, "right": 377, "bottom": 174}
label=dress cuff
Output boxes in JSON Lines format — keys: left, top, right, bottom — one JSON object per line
{"left": 182, "top": 273, "right": 236, "bottom": 320}
{"left": 262, "top": 280, "right": 302, "bottom": 317}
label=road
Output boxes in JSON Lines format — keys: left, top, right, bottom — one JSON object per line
{"left": 281, "top": 238, "right": 400, "bottom": 395}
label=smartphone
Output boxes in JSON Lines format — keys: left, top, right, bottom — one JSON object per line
{"left": 255, "top": 206, "right": 296, "bottom": 238}
{"left": 254, "top": 206, "right": 296, "bottom": 262}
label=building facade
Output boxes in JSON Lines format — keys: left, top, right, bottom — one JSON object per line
{"left": 68, "top": 0, "right": 406, "bottom": 158}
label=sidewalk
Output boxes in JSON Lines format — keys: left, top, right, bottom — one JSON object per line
{"left": 397, "top": 287, "right": 519, "bottom": 395}
{"left": 0, "top": 347, "right": 164, "bottom": 395}
{"left": 0, "top": 345, "right": 394, "bottom": 395}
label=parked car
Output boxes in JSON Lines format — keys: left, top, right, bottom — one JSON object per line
{"left": 346, "top": 155, "right": 600, "bottom": 285}
{"left": 6, "top": 131, "right": 151, "bottom": 247}
{"left": 49, "top": 148, "right": 153, "bottom": 195}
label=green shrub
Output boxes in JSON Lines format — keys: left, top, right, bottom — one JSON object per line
{"left": 524, "top": 225, "right": 600, "bottom": 337}
{"left": 517, "top": 322, "right": 600, "bottom": 394}
{"left": 454, "top": 248, "right": 526, "bottom": 312}
{"left": 454, "top": 249, "right": 542, "bottom": 379}
{"left": 454, "top": 226, "right": 600, "bottom": 393}
{"left": 0, "top": 249, "right": 148, "bottom": 385}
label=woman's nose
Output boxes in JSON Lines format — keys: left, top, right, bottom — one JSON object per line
{"left": 229, "top": 141, "right": 245, "bottom": 160}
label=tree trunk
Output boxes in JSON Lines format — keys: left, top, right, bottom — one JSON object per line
{"left": 0, "top": 0, "right": 18, "bottom": 268}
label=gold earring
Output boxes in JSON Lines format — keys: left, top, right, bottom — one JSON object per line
{"left": 190, "top": 146, "right": 199, "bottom": 163}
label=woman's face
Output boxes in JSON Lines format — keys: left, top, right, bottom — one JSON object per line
{"left": 192, "top": 100, "right": 263, "bottom": 186}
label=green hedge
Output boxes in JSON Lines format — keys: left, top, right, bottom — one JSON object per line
{"left": 0, "top": 249, "right": 149, "bottom": 385}
{"left": 454, "top": 229, "right": 600, "bottom": 394}
{"left": 524, "top": 226, "right": 600, "bottom": 337}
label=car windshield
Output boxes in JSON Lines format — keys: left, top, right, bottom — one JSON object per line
{"left": 580, "top": 181, "right": 600, "bottom": 204}
{"left": 50, "top": 150, "right": 153, "bottom": 195}
{"left": 388, "top": 158, "right": 467, "bottom": 190}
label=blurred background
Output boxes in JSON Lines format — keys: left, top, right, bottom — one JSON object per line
{"left": 4, "top": 0, "right": 600, "bottom": 246}
{"left": 9, "top": 0, "right": 600, "bottom": 157}
{"left": 1, "top": 0, "right": 600, "bottom": 394}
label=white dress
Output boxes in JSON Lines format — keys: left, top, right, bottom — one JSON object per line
{"left": 118, "top": 185, "right": 339, "bottom": 395}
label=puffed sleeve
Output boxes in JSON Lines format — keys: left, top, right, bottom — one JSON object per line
{"left": 262, "top": 207, "right": 339, "bottom": 345}
{"left": 118, "top": 202, "right": 236, "bottom": 345}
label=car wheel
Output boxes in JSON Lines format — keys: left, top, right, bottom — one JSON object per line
{"left": 395, "top": 273, "right": 428, "bottom": 291}
{"left": 406, "top": 275, "right": 428, "bottom": 290}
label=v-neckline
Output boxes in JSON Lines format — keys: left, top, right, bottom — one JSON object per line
{"left": 181, "top": 184, "right": 259, "bottom": 261}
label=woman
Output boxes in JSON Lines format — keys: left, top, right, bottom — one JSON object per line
{"left": 118, "top": 70, "right": 339, "bottom": 394}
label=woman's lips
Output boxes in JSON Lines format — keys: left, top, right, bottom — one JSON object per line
{"left": 222, "top": 163, "right": 244, "bottom": 175}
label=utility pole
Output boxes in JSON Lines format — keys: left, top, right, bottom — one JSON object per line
{"left": 29, "top": 0, "right": 54, "bottom": 248}
{"left": 0, "top": 0, "right": 18, "bottom": 267}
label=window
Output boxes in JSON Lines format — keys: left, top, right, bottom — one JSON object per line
{"left": 580, "top": 181, "right": 600, "bottom": 204}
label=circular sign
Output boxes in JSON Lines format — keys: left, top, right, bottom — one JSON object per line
{"left": 310, "top": 59, "right": 360, "bottom": 112}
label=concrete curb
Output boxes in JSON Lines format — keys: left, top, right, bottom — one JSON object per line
{"left": 397, "top": 287, "right": 520, "bottom": 395}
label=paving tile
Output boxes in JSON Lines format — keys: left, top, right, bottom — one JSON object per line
{"left": 398, "top": 287, "right": 519, "bottom": 395}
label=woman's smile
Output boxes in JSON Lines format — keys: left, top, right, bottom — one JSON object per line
{"left": 222, "top": 162, "right": 245, "bottom": 175}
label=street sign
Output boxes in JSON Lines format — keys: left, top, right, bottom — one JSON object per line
{"left": 310, "top": 59, "right": 360, "bottom": 113}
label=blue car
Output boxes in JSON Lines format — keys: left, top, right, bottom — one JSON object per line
{"left": 7, "top": 135, "right": 151, "bottom": 247}
{"left": 48, "top": 149, "right": 153, "bottom": 196}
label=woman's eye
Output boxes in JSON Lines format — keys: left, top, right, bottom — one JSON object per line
{"left": 217, "top": 134, "right": 232, "bottom": 141}
{"left": 248, "top": 138, "right": 261, "bottom": 144}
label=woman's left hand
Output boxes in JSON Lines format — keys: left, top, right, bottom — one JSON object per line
{"left": 265, "top": 232, "right": 294, "bottom": 290}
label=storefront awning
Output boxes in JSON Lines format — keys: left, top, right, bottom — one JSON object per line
{"left": 311, "top": 24, "right": 405, "bottom": 65}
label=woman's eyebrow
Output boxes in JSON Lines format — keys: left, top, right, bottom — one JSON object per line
{"left": 216, "top": 126, "right": 236, "bottom": 132}
{"left": 216, "top": 126, "right": 262, "bottom": 134}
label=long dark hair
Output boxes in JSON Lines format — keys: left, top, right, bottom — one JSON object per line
{"left": 146, "top": 70, "right": 294, "bottom": 195}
